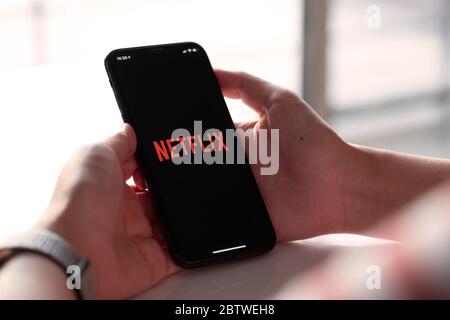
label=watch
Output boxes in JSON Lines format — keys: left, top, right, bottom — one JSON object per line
{"left": 0, "top": 229, "right": 96, "bottom": 299}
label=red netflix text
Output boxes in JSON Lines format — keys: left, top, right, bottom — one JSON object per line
{"left": 153, "top": 132, "right": 229, "bottom": 162}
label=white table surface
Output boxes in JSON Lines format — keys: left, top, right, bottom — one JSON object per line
{"left": 134, "top": 234, "right": 395, "bottom": 299}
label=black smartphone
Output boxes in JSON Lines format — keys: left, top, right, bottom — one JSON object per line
{"left": 105, "top": 42, "right": 276, "bottom": 268}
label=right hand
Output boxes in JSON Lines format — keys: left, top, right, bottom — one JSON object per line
{"left": 215, "top": 70, "right": 355, "bottom": 241}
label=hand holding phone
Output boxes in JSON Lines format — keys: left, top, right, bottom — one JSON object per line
{"left": 105, "top": 42, "right": 276, "bottom": 268}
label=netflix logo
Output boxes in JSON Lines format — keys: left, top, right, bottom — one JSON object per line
{"left": 151, "top": 121, "right": 280, "bottom": 176}
{"left": 153, "top": 131, "right": 229, "bottom": 162}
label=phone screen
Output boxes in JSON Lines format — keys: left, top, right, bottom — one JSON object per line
{"left": 105, "top": 43, "right": 275, "bottom": 267}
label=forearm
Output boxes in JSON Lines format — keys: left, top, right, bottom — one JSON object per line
{"left": 0, "top": 253, "right": 75, "bottom": 299}
{"left": 342, "top": 145, "right": 450, "bottom": 237}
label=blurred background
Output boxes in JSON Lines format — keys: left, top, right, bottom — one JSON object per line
{"left": 0, "top": 0, "right": 449, "bottom": 237}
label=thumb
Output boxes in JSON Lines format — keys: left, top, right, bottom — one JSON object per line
{"left": 103, "top": 123, "right": 137, "bottom": 163}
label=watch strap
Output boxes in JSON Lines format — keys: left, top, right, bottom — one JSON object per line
{"left": 0, "top": 229, "right": 95, "bottom": 299}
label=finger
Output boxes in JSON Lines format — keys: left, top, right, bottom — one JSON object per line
{"left": 130, "top": 184, "right": 143, "bottom": 192}
{"left": 136, "top": 191, "right": 167, "bottom": 247}
{"left": 164, "top": 249, "right": 182, "bottom": 274}
{"left": 103, "top": 123, "right": 137, "bottom": 164}
{"left": 234, "top": 120, "right": 258, "bottom": 131}
{"left": 133, "top": 169, "right": 147, "bottom": 191}
{"left": 151, "top": 222, "right": 167, "bottom": 248}
{"left": 215, "top": 69, "right": 281, "bottom": 114}
{"left": 136, "top": 238, "right": 182, "bottom": 285}
{"left": 123, "top": 157, "right": 138, "bottom": 180}
{"left": 136, "top": 191, "right": 157, "bottom": 224}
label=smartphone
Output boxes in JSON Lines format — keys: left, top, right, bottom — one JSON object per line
{"left": 104, "top": 42, "right": 276, "bottom": 268}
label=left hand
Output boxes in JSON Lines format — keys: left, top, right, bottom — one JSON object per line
{"left": 37, "top": 124, "right": 179, "bottom": 299}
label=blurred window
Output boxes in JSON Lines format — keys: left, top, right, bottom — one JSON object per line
{"left": 317, "top": 0, "right": 450, "bottom": 156}
{"left": 328, "top": 0, "right": 450, "bottom": 111}
{"left": 0, "top": 0, "right": 302, "bottom": 121}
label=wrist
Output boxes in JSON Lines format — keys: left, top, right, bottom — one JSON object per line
{"left": 340, "top": 144, "right": 414, "bottom": 234}
{"left": 0, "top": 252, "right": 76, "bottom": 299}
{"left": 36, "top": 200, "right": 99, "bottom": 263}
{"left": 339, "top": 143, "right": 381, "bottom": 233}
